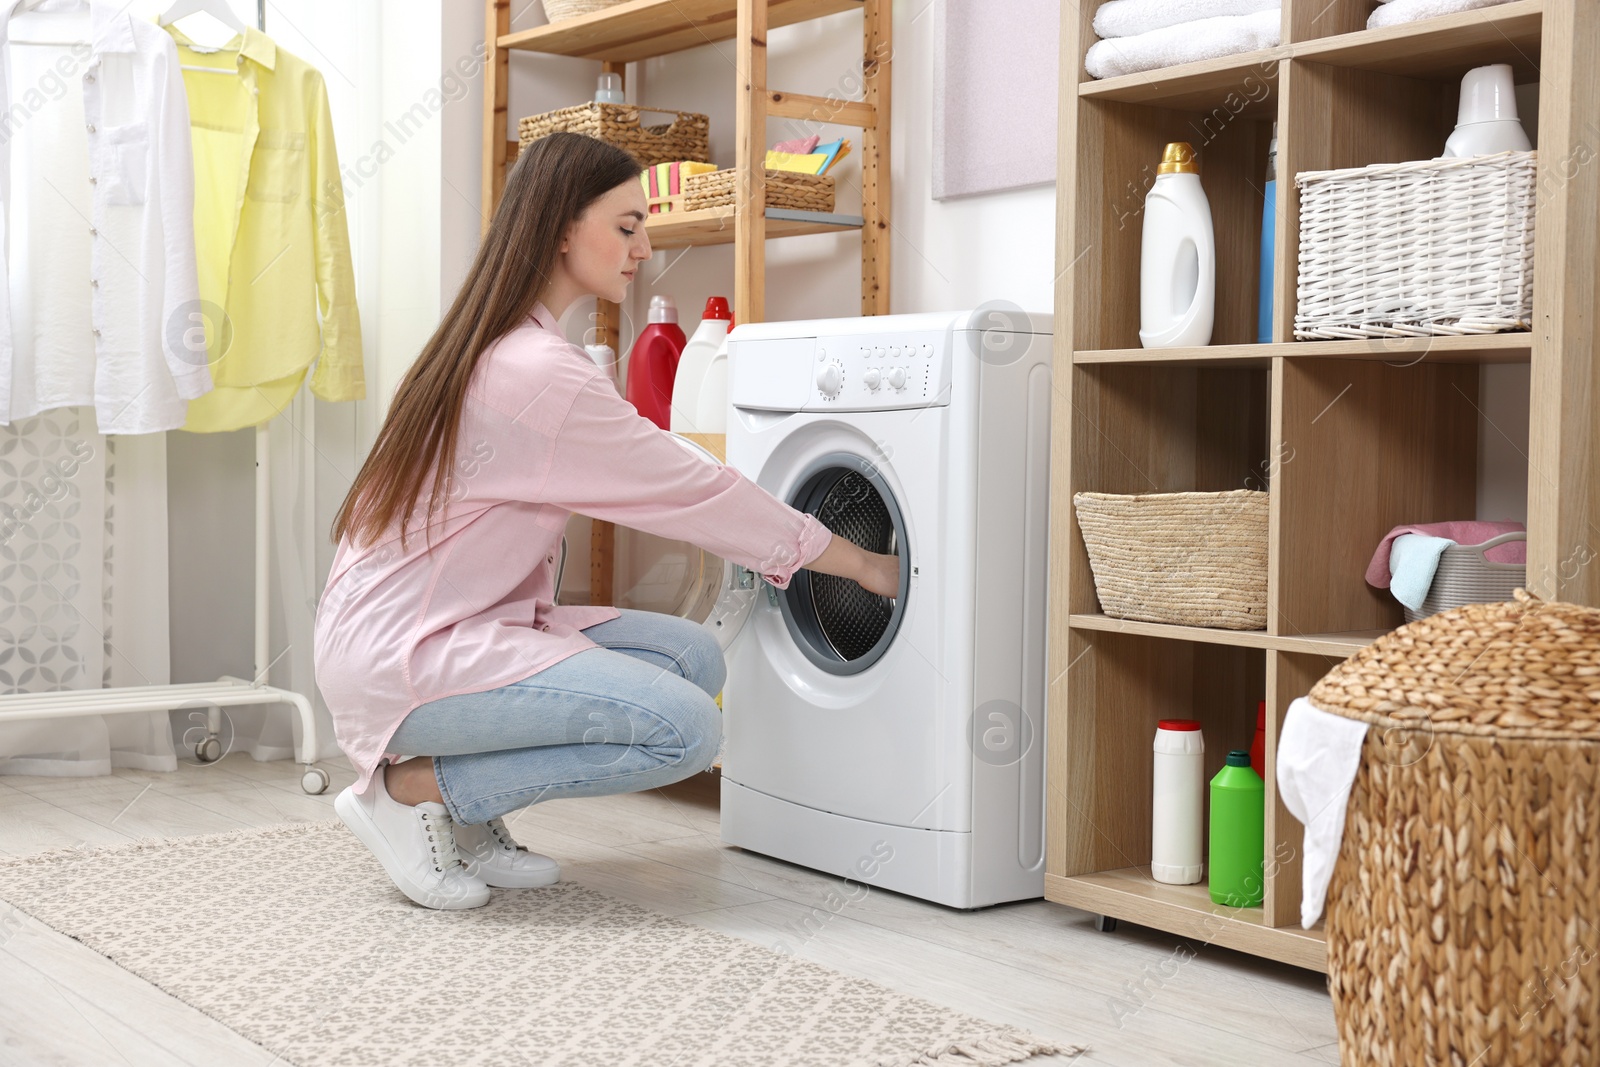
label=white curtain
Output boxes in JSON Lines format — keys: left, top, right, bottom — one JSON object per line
{"left": 0, "top": 410, "right": 178, "bottom": 777}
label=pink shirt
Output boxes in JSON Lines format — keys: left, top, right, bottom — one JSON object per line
{"left": 312, "top": 303, "right": 833, "bottom": 797}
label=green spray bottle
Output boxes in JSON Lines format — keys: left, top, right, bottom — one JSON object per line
{"left": 1208, "top": 750, "right": 1264, "bottom": 907}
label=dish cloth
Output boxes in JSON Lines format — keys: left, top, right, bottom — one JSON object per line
{"left": 1093, "top": 0, "right": 1279, "bottom": 38}
{"left": 1276, "top": 695, "right": 1370, "bottom": 928}
{"left": 1084, "top": 8, "right": 1280, "bottom": 80}
{"left": 1367, "top": 0, "right": 1518, "bottom": 28}
{"left": 1364, "top": 520, "right": 1524, "bottom": 589}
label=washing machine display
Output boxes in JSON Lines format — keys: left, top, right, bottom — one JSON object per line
{"left": 779, "top": 452, "right": 911, "bottom": 675}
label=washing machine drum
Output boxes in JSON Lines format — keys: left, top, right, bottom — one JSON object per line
{"left": 777, "top": 452, "right": 910, "bottom": 676}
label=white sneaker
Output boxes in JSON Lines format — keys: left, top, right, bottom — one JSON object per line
{"left": 333, "top": 760, "right": 491, "bottom": 910}
{"left": 452, "top": 816, "right": 561, "bottom": 888}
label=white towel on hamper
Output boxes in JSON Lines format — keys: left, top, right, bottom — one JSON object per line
{"left": 1368, "top": 0, "right": 1517, "bottom": 26}
{"left": 1085, "top": 8, "right": 1281, "bottom": 80}
{"left": 1276, "top": 696, "right": 1371, "bottom": 930}
{"left": 1093, "top": 0, "right": 1279, "bottom": 38}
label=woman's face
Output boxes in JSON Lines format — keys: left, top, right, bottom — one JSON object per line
{"left": 558, "top": 178, "right": 652, "bottom": 305}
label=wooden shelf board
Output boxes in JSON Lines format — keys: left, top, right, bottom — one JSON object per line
{"left": 646, "top": 206, "right": 863, "bottom": 249}
{"left": 1075, "top": 333, "right": 1533, "bottom": 365}
{"left": 500, "top": 0, "right": 862, "bottom": 62}
{"left": 1079, "top": 47, "right": 1285, "bottom": 112}
{"left": 1070, "top": 613, "right": 1278, "bottom": 650}
{"left": 1271, "top": 629, "right": 1392, "bottom": 658}
{"left": 1069, "top": 614, "right": 1387, "bottom": 658}
{"left": 1291, "top": 0, "right": 1542, "bottom": 80}
{"left": 1046, "top": 868, "right": 1327, "bottom": 973}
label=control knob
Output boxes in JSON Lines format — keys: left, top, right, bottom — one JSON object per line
{"left": 816, "top": 361, "right": 844, "bottom": 396}
{"left": 888, "top": 366, "right": 908, "bottom": 390}
{"left": 863, "top": 367, "right": 882, "bottom": 390}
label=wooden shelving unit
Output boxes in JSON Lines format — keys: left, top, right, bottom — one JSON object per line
{"left": 481, "top": 0, "right": 890, "bottom": 604}
{"left": 1048, "top": 0, "right": 1600, "bottom": 972}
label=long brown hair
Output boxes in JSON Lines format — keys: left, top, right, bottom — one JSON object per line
{"left": 331, "top": 132, "right": 643, "bottom": 555}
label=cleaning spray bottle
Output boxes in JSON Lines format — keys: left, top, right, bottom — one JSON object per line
{"left": 670, "top": 297, "right": 733, "bottom": 434}
{"left": 1140, "top": 142, "right": 1215, "bottom": 349}
{"left": 624, "top": 295, "right": 686, "bottom": 429}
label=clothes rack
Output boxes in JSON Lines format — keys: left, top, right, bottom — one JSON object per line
{"left": 0, "top": 3, "right": 331, "bottom": 796}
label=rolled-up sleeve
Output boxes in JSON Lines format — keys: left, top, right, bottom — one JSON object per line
{"left": 540, "top": 372, "right": 834, "bottom": 589}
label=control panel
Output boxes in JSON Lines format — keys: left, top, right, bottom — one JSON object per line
{"left": 806, "top": 333, "right": 951, "bottom": 411}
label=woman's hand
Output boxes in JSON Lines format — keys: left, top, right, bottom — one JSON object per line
{"left": 854, "top": 551, "right": 901, "bottom": 598}
{"left": 802, "top": 533, "right": 902, "bottom": 598}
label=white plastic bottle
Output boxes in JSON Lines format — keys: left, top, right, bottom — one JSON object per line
{"left": 584, "top": 343, "right": 619, "bottom": 389}
{"left": 669, "top": 296, "right": 732, "bottom": 433}
{"left": 1152, "top": 718, "right": 1205, "bottom": 885}
{"left": 692, "top": 334, "right": 731, "bottom": 434}
{"left": 1139, "top": 142, "right": 1215, "bottom": 349}
{"left": 1441, "top": 63, "right": 1530, "bottom": 157}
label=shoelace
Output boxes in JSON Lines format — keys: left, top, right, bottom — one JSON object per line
{"left": 419, "top": 809, "right": 465, "bottom": 874}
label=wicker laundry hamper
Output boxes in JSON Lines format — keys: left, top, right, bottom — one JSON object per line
{"left": 1312, "top": 589, "right": 1600, "bottom": 1067}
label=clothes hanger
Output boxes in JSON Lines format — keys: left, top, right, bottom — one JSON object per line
{"left": 160, "top": 0, "right": 250, "bottom": 73}
{"left": 159, "top": 0, "right": 248, "bottom": 33}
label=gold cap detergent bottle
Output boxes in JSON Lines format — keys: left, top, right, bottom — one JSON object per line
{"left": 1139, "top": 142, "right": 1215, "bottom": 349}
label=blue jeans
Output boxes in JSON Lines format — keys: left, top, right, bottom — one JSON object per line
{"left": 386, "top": 609, "right": 725, "bottom": 825}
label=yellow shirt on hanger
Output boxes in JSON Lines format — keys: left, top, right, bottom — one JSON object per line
{"left": 165, "top": 25, "right": 364, "bottom": 433}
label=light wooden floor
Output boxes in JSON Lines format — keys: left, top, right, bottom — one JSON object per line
{"left": 0, "top": 754, "right": 1340, "bottom": 1066}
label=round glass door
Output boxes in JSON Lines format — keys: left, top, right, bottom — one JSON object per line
{"left": 777, "top": 451, "right": 910, "bottom": 675}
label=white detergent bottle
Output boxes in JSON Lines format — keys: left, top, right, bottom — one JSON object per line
{"left": 669, "top": 296, "right": 733, "bottom": 433}
{"left": 1139, "top": 142, "right": 1215, "bottom": 349}
{"left": 693, "top": 334, "right": 731, "bottom": 434}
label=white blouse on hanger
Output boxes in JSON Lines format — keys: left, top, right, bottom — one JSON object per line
{"left": 0, "top": 0, "right": 211, "bottom": 435}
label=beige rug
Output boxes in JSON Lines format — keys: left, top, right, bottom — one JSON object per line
{"left": 0, "top": 820, "right": 1082, "bottom": 1067}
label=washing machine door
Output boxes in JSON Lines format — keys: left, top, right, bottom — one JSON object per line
{"left": 775, "top": 451, "right": 911, "bottom": 674}
{"left": 559, "top": 434, "right": 756, "bottom": 650}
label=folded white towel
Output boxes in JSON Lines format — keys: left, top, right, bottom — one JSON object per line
{"left": 1093, "top": 0, "right": 1279, "bottom": 38}
{"left": 1368, "top": 0, "right": 1517, "bottom": 26}
{"left": 1085, "top": 8, "right": 1281, "bottom": 80}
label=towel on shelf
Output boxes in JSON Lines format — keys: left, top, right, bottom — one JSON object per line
{"left": 1388, "top": 533, "right": 1455, "bottom": 610}
{"left": 1364, "top": 519, "right": 1525, "bottom": 589}
{"left": 1093, "top": 0, "right": 1279, "bottom": 38}
{"left": 1084, "top": 8, "right": 1280, "bottom": 80}
{"left": 1367, "top": 0, "right": 1517, "bottom": 28}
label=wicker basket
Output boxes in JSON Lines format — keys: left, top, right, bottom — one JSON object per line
{"left": 540, "top": 0, "right": 628, "bottom": 22}
{"left": 517, "top": 103, "right": 710, "bottom": 168}
{"left": 1402, "top": 530, "right": 1526, "bottom": 624}
{"left": 1072, "top": 489, "right": 1268, "bottom": 630}
{"left": 681, "top": 168, "right": 835, "bottom": 213}
{"left": 1313, "top": 590, "right": 1600, "bottom": 1066}
{"left": 1294, "top": 150, "right": 1537, "bottom": 339}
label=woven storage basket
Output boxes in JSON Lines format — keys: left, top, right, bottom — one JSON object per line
{"left": 517, "top": 103, "right": 710, "bottom": 169}
{"left": 1295, "top": 150, "right": 1537, "bottom": 339}
{"left": 540, "top": 0, "right": 627, "bottom": 22}
{"left": 1314, "top": 590, "right": 1600, "bottom": 1066}
{"left": 1402, "top": 531, "right": 1526, "bottom": 624}
{"left": 1072, "top": 489, "right": 1268, "bottom": 630}
{"left": 681, "top": 168, "right": 835, "bottom": 213}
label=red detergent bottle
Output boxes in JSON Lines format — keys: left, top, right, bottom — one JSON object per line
{"left": 625, "top": 295, "right": 687, "bottom": 429}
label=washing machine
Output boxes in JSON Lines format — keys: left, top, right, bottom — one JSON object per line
{"left": 713, "top": 308, "right": 1054, "bottom": 909}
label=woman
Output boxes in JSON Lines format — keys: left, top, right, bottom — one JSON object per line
{"left": 313, "top": 132, "right": 899, "bottom": 911}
